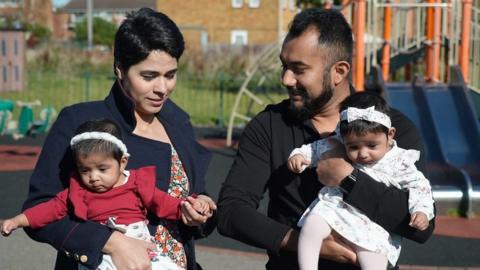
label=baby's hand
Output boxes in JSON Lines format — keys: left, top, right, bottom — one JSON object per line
{"left": 1, "top": 219, "right": 19, "bottom": 236}
{"left": 287, "top": 154, "right": 310, "bottom": 174}
{"left": 185, "top": 196, "right": 211, "bottom": 216}
{"left": 409, "top": 212, "right": 429, "bottom": 231}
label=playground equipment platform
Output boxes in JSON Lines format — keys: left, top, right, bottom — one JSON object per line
{"left": 374, "top": 66, "right": 480, "bottom": 217}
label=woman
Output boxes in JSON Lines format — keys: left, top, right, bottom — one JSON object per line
{"left": 23, "top": 8, "right": 215, "bottom": 270}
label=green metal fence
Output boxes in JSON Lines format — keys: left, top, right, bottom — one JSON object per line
{"left": 0, "top": 70, "right": 287, "bottom": 128}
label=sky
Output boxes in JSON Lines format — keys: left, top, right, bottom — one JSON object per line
{"left": 53, "top": 0, "right": 70, "bottom": 8}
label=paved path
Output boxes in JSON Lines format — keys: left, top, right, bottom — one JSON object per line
{"left": 0, "top": 134, "right": 479, "bottom": 269}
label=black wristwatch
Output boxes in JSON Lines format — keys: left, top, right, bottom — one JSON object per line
{"left": 339, "top": 168, "right": 359, "bottom": 195}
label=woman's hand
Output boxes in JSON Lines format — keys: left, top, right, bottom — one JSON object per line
{"left": 180, "top": 195, "right": 217, "bottom": 226}
{"left": 103, "top": 231, "right": 157, "bottom": 270}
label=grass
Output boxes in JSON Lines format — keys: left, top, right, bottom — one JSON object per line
{"left": 0, "top": 70, "right": 288, "bottom": 127}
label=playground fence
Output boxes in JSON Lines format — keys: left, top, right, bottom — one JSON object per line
{"left": 0, "top": 70, "right": 287, "bottom": 128}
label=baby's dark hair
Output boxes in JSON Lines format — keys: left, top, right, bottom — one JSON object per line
{"left": 71, "top": 119, "right": 124, "bottom": 163}
{"left": 339, "top": 92, "right": 391, "bottom": 137}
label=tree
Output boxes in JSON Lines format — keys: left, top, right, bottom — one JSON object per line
{"left": 75, "top": 17, "right": 117, "bottom": 48}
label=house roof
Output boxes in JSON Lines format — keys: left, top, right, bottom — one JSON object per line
{"left": 60, "top": 0, "right": 156, "bottom": 13}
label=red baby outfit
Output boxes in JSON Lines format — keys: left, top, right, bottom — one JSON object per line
{"left": 23, "top": 166, "right": 183, "bottom": 228}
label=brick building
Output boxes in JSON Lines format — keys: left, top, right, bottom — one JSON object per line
{"left": 23, "top": 0, "right": 54, "bottom": 30}
{"left": 156, "top": 0, "right": 299, "bottom": 51}
{"left": 56, "top": 0, "right": 299, "bottom": 50}
{"left": 60, "top": 0, "right": 156, "bottom": 27}
{"left": 0, "top": 29, "right": 25, "bottom": 92}
{"left": 0, "top": 1, "right": 22, "bottom": 25}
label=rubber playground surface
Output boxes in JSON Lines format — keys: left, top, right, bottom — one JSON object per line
{"left": 0, "top": 130, "right": 479, "bottom": 269}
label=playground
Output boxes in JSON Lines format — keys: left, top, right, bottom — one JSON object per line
{"left": 226, "top": 0, "right": 480, "bottom": 218}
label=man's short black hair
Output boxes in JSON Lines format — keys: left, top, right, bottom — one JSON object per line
{"left": 286, "top": 8, "right": 353, "bottom": 66}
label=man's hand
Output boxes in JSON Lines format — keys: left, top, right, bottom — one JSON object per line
{"left": 280, "top": 229, "right": 357, "bottom": 264}
{"left": 316, "top": 141, "right": 354, "bottom": 187}
{"left": 320, "top": 233, "right": 358, "bottom": 264}
{"left": 103, "top": 231, "right": 156, "bottom": 270}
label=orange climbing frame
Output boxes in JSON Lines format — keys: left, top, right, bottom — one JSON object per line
{"left": 459, "top": 0, "right": 472, "bottom": 83}
{"left": 425, "top": 0, "right": 442, "bottom": 82}
{"left": 354, "top": 0, "right": 473, "bottom": 86}
{"left": 381, "top": 1, "right": 393, "bottom": 81}
{"left": 353, "top": 0, "right": 366, "bottom": 91}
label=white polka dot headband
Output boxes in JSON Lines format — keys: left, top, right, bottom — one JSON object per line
{"left": 340, "top": 106, "right": 392, "bottom": 129}
{"left": 70, "top": 132, "right": 130, "bottom": 157}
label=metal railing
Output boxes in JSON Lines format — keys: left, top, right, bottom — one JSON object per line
{"left": 341, "top": 0, "right": 479, "bottom": 90}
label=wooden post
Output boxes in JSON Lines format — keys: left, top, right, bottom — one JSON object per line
{"left": 459, "top": 0, "right": 472, "bottom": 83}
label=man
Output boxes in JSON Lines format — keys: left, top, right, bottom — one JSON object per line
{"left": 217, "top": 8, "right": 434, "bottom": 270}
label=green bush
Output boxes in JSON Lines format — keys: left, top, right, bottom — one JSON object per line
{"left": 26, "top": 23, "right": 51, "bottom": 40}
{"left": 75, "top": 17, "right": 117, "bottom": 48}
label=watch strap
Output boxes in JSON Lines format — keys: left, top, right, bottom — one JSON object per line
{"left": 339, "top": 168, "right": 359, "bottom": 195}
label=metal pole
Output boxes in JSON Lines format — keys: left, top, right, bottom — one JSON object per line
{"left": 425, "top": 0, "right": 435, "bottom": 82}
{"left": 381, "top": 0, "right": 392, "bottom": 81}
{"left": 459, "top": 0, "right": 473, "bottom": 83}
{"left": 353, "top": 0, "right": 366, "bottom": 91}
{"left": 218, "top": 72, "right": 225, "bottom": 128}
{"left": 87, "top": 0, "right": 93, "bottom": 51}
{"left": 431, "top": 0, "right": 442, "bottom": 82}
{"left": 84, "top": 72, "right": 91, "bottom": 101}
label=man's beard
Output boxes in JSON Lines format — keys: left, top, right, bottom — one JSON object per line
{"left": 288, "top": 73, "right": 334, "bottom": 121}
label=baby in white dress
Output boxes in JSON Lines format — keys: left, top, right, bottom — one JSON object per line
{"left": 288, "top": 92, "right": 434, "bottom": 270}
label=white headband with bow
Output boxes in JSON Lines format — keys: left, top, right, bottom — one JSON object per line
{"left": 70, "top": 132, "right": 130, "bottom": 157}
{"left": 340, "top": 106, "right": 391, "bottom": 128}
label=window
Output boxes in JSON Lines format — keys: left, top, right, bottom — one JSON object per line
{"left": 1, "top": 40, "right": 6, "bottom": 56}
{"left": 201, "top": 32, "right": 209, "bottom": 47}
{"left": 232, "top": 0, "right": 243, "bottom": 8}
{"left": 249, "top": 0, "right": 260, "bottom": 8}
{"left": 15, "top": 66, "right": 19, "bottom": 82}
{"left": 231, "top": 30, "right": 248, "bottom": 46}
{"left": 3, "top": 66, "right": 7, "bottom": 83}
{"left": 14, "top": 39, "right": 18, "bottom": 56}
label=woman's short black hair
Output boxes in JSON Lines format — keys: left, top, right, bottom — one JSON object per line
{"left": 114, "top": 7, "right": 185, "bottom": 74}
{"left": 71, "top": 119, "right": 124, "bottom": 163}
{"left": 339, "top": 92, "right": 391, "bottom": 137}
